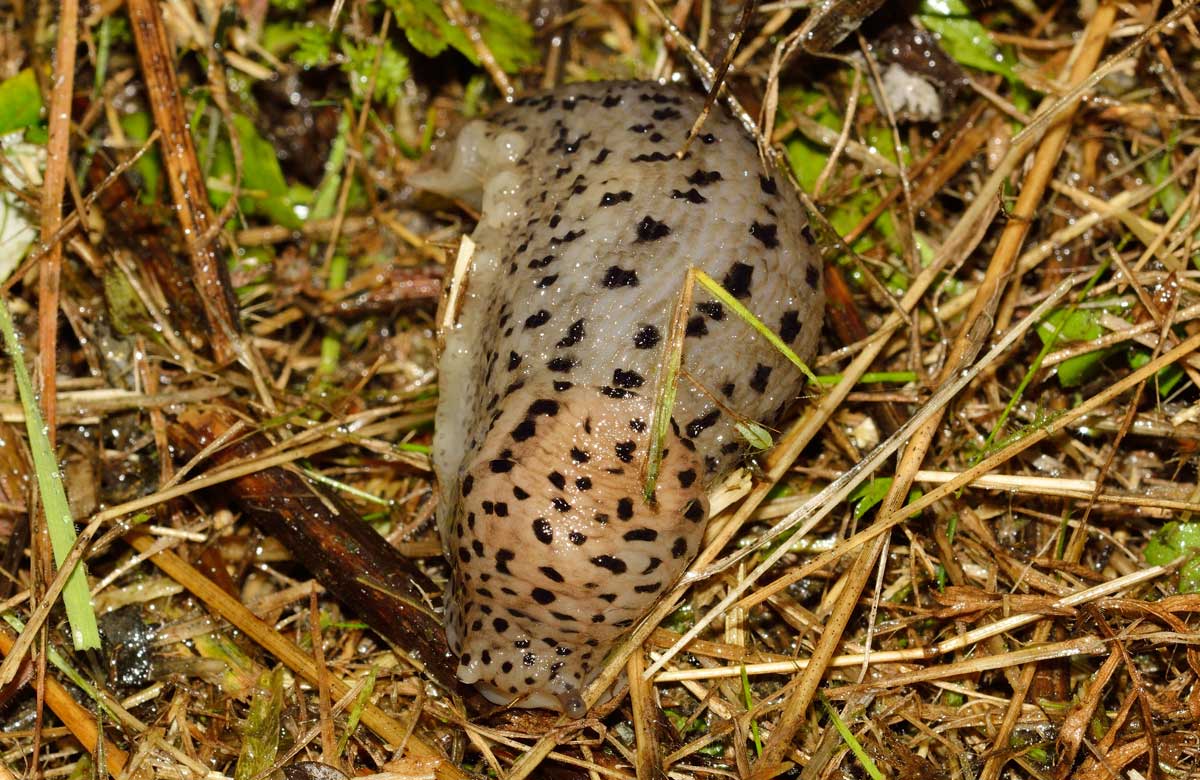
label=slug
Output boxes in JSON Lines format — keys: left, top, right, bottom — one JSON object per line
{"left": 414, "top": 80, "right": 823, "bottom": 716}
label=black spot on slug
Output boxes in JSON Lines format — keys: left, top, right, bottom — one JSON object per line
{"left": 632, "top": 151, "right": 674, "bottom": 162}
{"left": 750, "top": 221, "right": 779, "bottom": 249}
{"left": 602, "top": 266, "right": 639, "bottom": 287}
{"left": 686, "top": 169, "right": 722, "bottom": 186}
{"left": 722, "top": 263, "right": 754, "bottom": 299}
{"left": 529, "top": 399, "right": 559, "bottom": 416}
{"left": 557, "top": 319, "right": 585, "bottom": 348}
{"left": 750, "top": 363, "right": 772, "bottom": 393}
{"left": 511, "top": 420, "right": 536, "bottom": 441}
{"left": 524, "top": 310, "right": 551, "bottom": 329}
{"left": 590, "top": 555, "right": 627, "bottom": 574}
{"left": 634, "top": 216, "right": 670, "bottom": 242}
{"left": 600, "top": 190, "right": 633, "bottom": 207}
{"left": 613, "top": 368, "right": 644, "bottom": 388}
{"left": 634, "top": 324, "right": 660, "bottom": 348}
{"left": 671, "top": 188, "right": 706, "bottom": 204}
{"left": 780, "top": 310, "right": 803, "bottom": 344}
{"left": 686, "top": 409, "right": 720, "bottom": 437}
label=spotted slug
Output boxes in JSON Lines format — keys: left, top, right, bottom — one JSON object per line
{"left": 415, "top": 81, "right": 823, "bottom": 716}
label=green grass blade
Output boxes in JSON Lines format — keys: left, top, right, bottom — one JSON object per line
{"left": 642, "top": 271, "right": 690, "bottom": 502}
{"left": 693, "top": 269, "right": 821, "bottom": 388}
{"left": 740, "top": 665, "right": 762, "bottom": 757}
{"left": 814, "top": 371, "right": 918, "bottom": 386}
{"left": 821, "top": 695, "right": 883, "bottom": 780}
{"left": 0, "top": 295, "right": 100, "bottom": 650}
{"left": 338, "top": 666, "right": 378, "bottom": 755}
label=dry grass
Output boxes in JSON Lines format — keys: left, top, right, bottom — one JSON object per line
{"left": 0, "top": 0, "right": 1199, "bottom": 778}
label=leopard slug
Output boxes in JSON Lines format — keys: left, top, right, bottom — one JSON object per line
{"left": 414, "top": 80, "right": 823, "bottom": 716}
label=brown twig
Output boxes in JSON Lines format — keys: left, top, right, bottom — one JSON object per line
{"left": 37, "top": 0, "right": 78, "bottom": 442}
{"left": 127, "top": 0, "right": 242, "bottom": 365}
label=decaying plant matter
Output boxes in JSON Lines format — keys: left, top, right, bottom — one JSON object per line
{"left": 0, "top": 1, "right": 1198, "bottom": 779}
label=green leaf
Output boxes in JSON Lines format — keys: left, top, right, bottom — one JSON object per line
{"left": 1036, "top": 308, "right": 1110, "bottom": 387}
{"left": 462, "top": 0, "right": 538, "bottom": 72}
{"left": 234, "top": 667, "right": 284, "bottom": 780}
{"left": 1144, "top": 136, "right": 1186, "bottom": 217}
{"left": 1145, "top": 522, "right": 1200, "bottom": 593}
{"left": 917, "top": 0, "right": 1016, "bottom": 79}
{"left": 1056, "top": 352, "right": 1109, "bottom": 388}
{"left": 848, "top": 478, "right": 922, "bottom": 520}
{"left": 786, "top": 137, "right": 826, "bottom": 193}
{"left": 103, "top": 269, "right": 155, "bottom": 338}
{"left": 1183, "top": 560, "right": 1200, "bottom": 595}
{"left": 209, "top": 114, "right": 303, "bottom": 229}
{"left": 783, "top": 91, "right": 843, "bottom": 192}
{"left": 849, "top": 477, "right": 892, "bottom": 521}
{"left": 1129, "top": 349, "right": 1186, "bottom": 397}
{"left": 383, "top": 0, "right": 536, "bottom": 73}
{"left": 0, "top": 69, "right": 43, "bottom": 134}
{"left": 341, "top": 38, "right": 410, "bottom": 106}
{"left": 295, "top": 24, "right": 334, "bottom": 67}
{"left": 261, "top": 21, "right": 311, "bottom": 57}
{"left": 1036, "top": 308, "right": 1103, "bottom": 344}
{"left": 337, "top": 666, "right": 377, "bottom": 756}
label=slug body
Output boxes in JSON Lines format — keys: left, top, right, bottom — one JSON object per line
{"left": 418, "top": 81, "right": 823, "bottom": 715}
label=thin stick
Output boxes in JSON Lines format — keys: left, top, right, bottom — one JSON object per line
{"left": 654, "top": 563, "right": 1166, "bottom": 683}
{"left": 127, "top": 0, "right": 241, "bottom": 365}
{"left": 627, "top": 650, "right": 659, "bottom": 779}
{"left": 37, "top": 0, "right": 78, "bottom": 441}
